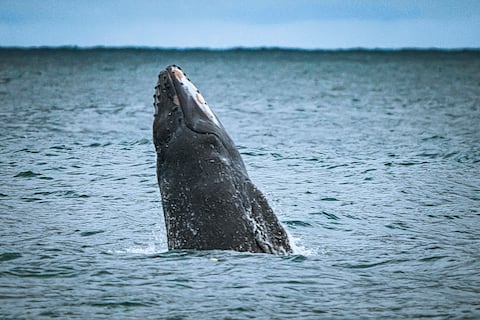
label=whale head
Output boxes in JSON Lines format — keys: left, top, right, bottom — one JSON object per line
{"left": 153, "top": 65, "right": 245, "bottom": 172}
{"left": 153, "top": 65, "right": 223, "bottom": 147}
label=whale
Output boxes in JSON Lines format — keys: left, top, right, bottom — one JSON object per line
{"left": 152, "top": 65, "right": 292, "bottom": 254}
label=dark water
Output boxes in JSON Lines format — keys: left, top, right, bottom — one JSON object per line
{"left": 1, "top": 48, "right": 479, "bottom": 319}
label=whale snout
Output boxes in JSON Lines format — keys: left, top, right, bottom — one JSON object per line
{"left": 167, "top": 65, "right": 186, "bottom": 82}
{"left": 165, "top": 65, "right": 221, "bottom": 128}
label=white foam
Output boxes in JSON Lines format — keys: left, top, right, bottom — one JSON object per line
{"left": 109, "top": 230, "right": 168, "bottom": 255}
{"left": 115, "top": 243, "right": 159, "bottom": 255}
{"left": 287, "top": 231, "right": 313, "bottom": 256}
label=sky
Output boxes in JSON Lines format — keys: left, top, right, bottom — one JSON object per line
{"left": 1, "top": 0, "right": 479, "bottom": 49}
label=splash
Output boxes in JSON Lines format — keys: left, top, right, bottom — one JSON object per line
{"left": 110, "top": 230, "right": 168, "bottom": 255}
{"left": 287, "top": 232, "right": 313, "bottom": 256}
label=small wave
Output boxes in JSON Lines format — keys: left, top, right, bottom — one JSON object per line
{"left": 284, "top": 254, "right": 308, "bottom": 262}
{"left": 416, "top": 152, "right": 440, "bottom": 159}
{"left": 91, "top": 301, "right": 152, "bottom": 308}
{"left": 308, "top": 211, "right": 340, "bottom": 220}
{"left": 320, "top": 197, "right": 339, "bottom": 201}
{"left": 64, "top": 190, "right": 89, "bottom": 198}
{"left": 79, "top": 230, "right": 105, "bottom": 237}
{"left": 284, "top": 220, "right": 313, "bottom": 228}
{"left": 49, "top": 145, "right": 73, "bottom": 151}
{"left": 241, "top": 151, "right": 268, "bottom": 157}
{"left": 87, "top": 142, "right": 102, "bottom": 147}
{"left": 419, "top": 255, "right": 448, "bottom": 263}
{"left": 327, "top": 163, "right": 349, "bottom": 170}
{"left": 119, "top": 138, "right": 150, "bottom": 146}
{"left": 338, "top": 258, "right": 409, "bottom": 269}
{"left": 33, "top": 190, "right": 89, "bottom": 199}
{"left": 87, "top": 142, "right": 113, "bottom": 147}
{"left": 15, "top": 148, "right": 40, "bottom": 154}
{"left": 0, "top": 77, "right": 11, "bottom": 84}
{"left": 384, "top": 161, "right": 429, "bottom": 167}
{"left": 110, "top": 243, "right": 166, "bottom": 255}
{"left": 91, "top": 270, "right": 113, "bottom": 276}
{"left": 0, "top": 252, "right": 22, "bottom": 262}
{"left": 421, "top": 134, "right": 446, "bottom": 141}
{"left": 21, "top": 197, "right": 43, "bottom": 202}
{"left": 5, "top": 266, "right": 78, "bottom": 278}
{"left": 132, "top": 138, "right": 150, "bottom": 145}
{"left": 14, "top": 170, "right": 41, "bottom": 178}
{"left": 13, "top": 170, "right": 54, "bottom": 180}
{"left": 385, "top": 221, "right": 410, "bottom": 230}
{"left": 322, "top": 211, "right": 340, "bottom": 220}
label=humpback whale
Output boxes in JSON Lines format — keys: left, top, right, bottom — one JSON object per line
{"left": 153, "top": 65, "right": 292, "bottom": 254}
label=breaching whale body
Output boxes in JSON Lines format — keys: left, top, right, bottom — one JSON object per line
{"left": 152, "top": 65, "right": 292, "bottom": 254}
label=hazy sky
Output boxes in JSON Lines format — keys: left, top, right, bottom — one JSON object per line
{"left": 1, "top": 0, "right": 479, "bottom": 49}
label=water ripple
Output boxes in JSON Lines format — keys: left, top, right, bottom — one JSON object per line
{"left": 1, "top": 48, "right": 479, "bottom": 319}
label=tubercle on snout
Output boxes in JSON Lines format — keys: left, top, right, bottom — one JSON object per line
{"left": 153, "top": 72, "right": 181, "bottom": 115}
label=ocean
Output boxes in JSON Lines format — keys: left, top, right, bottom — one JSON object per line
{"left": 1, "top": 48, "right": 479, "bottom": 319}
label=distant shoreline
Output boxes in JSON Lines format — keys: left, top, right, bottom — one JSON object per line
{"left": 0, "top": 46, "right": 479, "bottom": 53}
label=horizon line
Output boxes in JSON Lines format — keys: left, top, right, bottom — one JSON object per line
{"left": 1, "top": 45, "right": 479, "bottom": 52}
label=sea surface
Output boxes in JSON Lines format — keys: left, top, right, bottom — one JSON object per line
{"left": 1, "top": 48, "right": 479, "bottom": 319}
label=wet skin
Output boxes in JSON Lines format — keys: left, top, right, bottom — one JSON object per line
{"left": 153, "top": 65, "right": 292, "bottom": 254}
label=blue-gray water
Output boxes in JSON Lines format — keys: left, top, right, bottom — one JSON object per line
{"left": 1, "top": 48, "right": 479, "bottom": 319}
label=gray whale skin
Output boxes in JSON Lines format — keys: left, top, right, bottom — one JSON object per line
{"left": 153, "top": 65, "right": 292, "bottom": 254}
